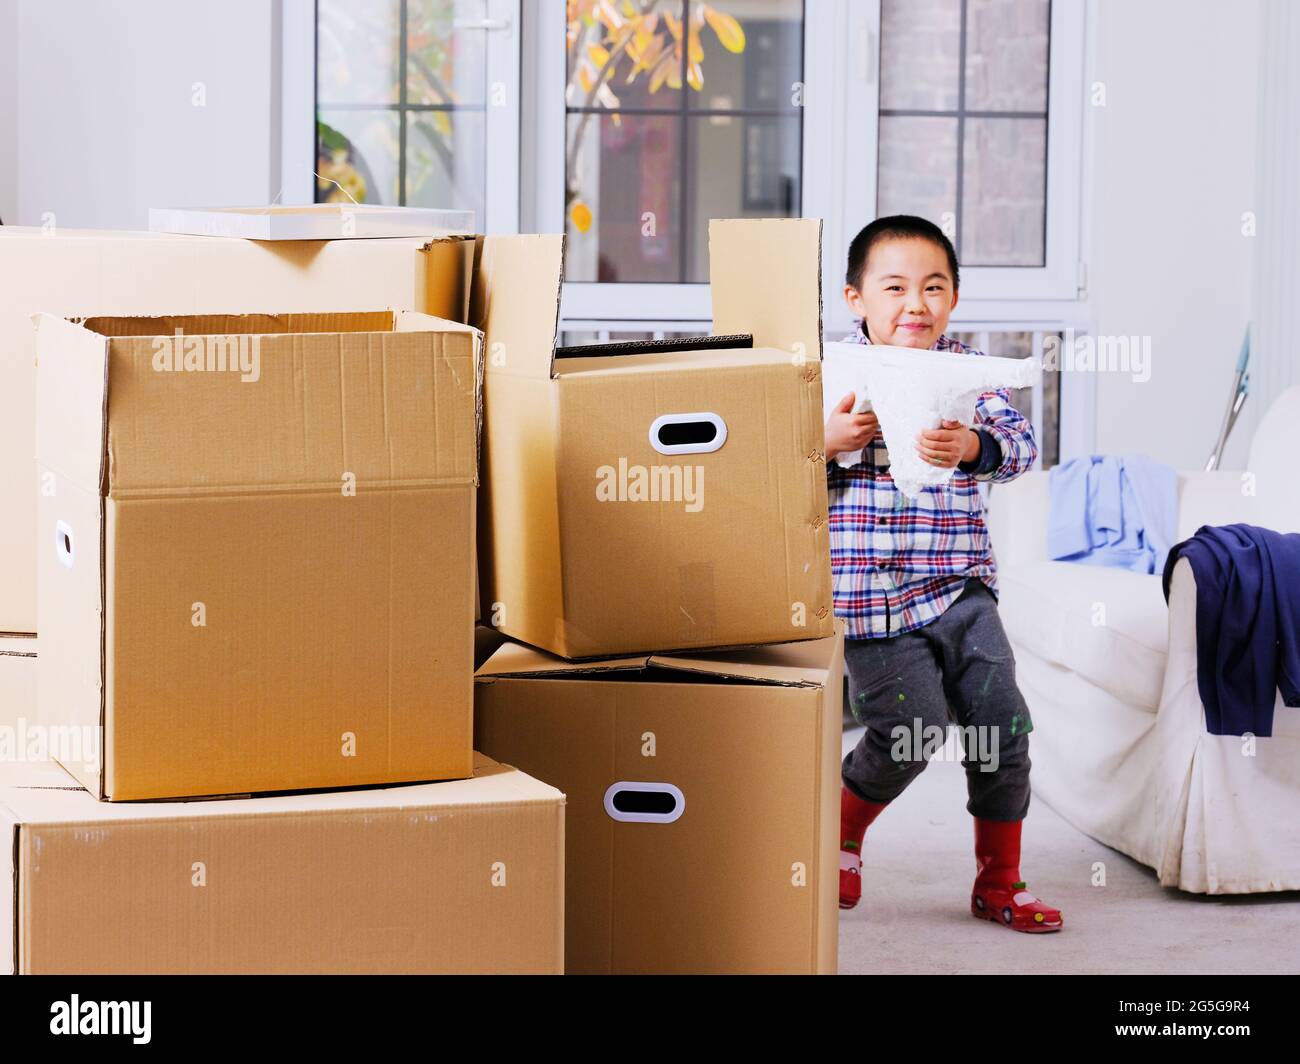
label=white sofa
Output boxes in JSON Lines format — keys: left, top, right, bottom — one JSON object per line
{"left": 987, "top": 387, "right": 1300, "bottom": 894}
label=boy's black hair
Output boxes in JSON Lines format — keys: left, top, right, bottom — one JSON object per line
{"left": 845, "top": 215, "right": 960, "bottom": 291}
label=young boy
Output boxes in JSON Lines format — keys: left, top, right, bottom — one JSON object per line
{"left": 828, "top": 215, "right": 1063, "bottom": 933}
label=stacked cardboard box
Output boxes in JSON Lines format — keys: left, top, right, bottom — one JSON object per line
{"left": 1, "top": 216, "right": 842, "bottom": 975}
{"left": 468, "top": 218, "right": 846, "bottom": 973}
{"left": 475, "top": 630, "right": 843, "bottom": 974}
{"left": 35, "top": 309, "right": 481, "bottom": 801}
{"left": 0, "top": 752, "right": 563, "bottom": 975}
{"left": 470, "top": 217, "right": 835, "bottom": 659}
{"left": 0, "top": 228, "right": 565, "bottom": 973}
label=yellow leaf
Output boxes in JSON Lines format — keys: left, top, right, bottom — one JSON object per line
{"left": 688, "top": 27, "right": 704, "bottom": 64}
{"left": 588, "top": 42, "right": 610, "bottom": 67}
{"left": 687, "top": 61, "right": 703, "bottom": 91}
{"left": 649, "top": 54, "right": 674, "bottom": 94}
{"left": 433, "top": 112, "right": 452, "bottom": 137}
{"left": 703, "top": 7, "right": 746, "bottom": 53}
{"left": 571, "top": 201, "right": 594, "bottom": 233}
{"left": 577, "top": 62, "right": 595, "bottom": 93}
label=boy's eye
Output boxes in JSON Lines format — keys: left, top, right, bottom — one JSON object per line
{"left": 885, "top": 285, "right": 904, "bottom": 293}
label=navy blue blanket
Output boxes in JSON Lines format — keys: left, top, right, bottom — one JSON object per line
{"left": 1162, "top": 525, "right": 1300, "bottom": 736}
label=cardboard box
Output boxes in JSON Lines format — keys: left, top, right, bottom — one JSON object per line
{"left": 0, "top": 754, "right": 564, "bottom": 974}
{"left": 0, "top": 227, "right": 475, "bottom": 635}
{"left": 470, "top": 218, "right": 835, "bottom": 659}
{"left": 0, "top": 635, "right": 36, "bottom": 733}
{"left": 36, "top": 310, "right": 482, "bottom": 801}
{"left": 474, "top": 624, "right": 844, "bottom": 974}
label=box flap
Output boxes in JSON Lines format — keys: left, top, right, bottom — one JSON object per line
{"left": 644, "top": 653, "right": 826, "bottom": 688}
{"left": 709, "top": 218, "right": 823, "bottom": 363}
{"left": 81, "top": 310, "right": 397, "bottom": 337}
{"left": 476, "top": 632, "right": 840, "bottom": 688}
{"left": 473, "top": 234, "right": 564, "bottom": 381}
{"left": 647, "top": 624, "right": 843, "bottom": 686}
{"left": 475, "top": 639, "right": 650, "bottom": 679}
{"left": 419, "top": 235, "right": 479, "bottom": 324}
{"left": 34, "top": 314, "right": 109, "bottom": 494}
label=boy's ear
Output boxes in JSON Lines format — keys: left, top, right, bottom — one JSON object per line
{"left": 844, "top": 284, "right": 867, "bottom": 316}
{"left": 950, "top": 288, "right": 959, "bottom": 313}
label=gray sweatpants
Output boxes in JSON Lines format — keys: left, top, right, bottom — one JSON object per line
{"left": 841, "top": 578, "right": 1033, "bottom": 821}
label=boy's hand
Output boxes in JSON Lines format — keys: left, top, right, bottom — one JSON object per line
{"left": 825, "top": 392, "right": 881, "bottom": 460}
{"left": 916, "top": 419, "right": 981, "bottom": 469}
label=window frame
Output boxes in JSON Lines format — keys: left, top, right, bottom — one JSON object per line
{"left": 285, "top": 0, "right": 520, "bottom": 233}
{"left": 837, "top": 0, "right": 1087, "bottom": 335}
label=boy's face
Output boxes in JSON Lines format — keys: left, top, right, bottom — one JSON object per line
{"left": 844, "top": 237, "right": 958, "bottom": 349}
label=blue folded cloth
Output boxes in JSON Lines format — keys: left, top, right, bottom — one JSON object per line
{"left": 1047, "top": 455, "right": 1177, "bottom": 574}
{"left": 1162, "top": 525, "right": 1300, "bottom": 737}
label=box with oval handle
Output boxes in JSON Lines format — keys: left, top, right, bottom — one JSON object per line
{"left": 473, "top": 218, "right": 834, "bottom": 659}
{"left": 474, "top": 624, "right": 844, "bottom": 974}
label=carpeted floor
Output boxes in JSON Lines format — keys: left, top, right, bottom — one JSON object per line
{"left": 838, "top": 725, "right": 1300, "bottom": 975}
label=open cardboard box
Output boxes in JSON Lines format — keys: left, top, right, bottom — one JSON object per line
{"left": 468, "top": 218, "right": 835, "bottom": 659}
{"left": 475, "top": 623, "right": 844, "bottom": 974}
{"left": 36, "top": 310, "right": 482, "bottom": 801}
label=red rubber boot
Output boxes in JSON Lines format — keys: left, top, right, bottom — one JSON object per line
{"left": 840, "top": 787, "right": 888, "bottom": 910}
{"left": 970, "top": 817, "right": 1063, "bottom": 932}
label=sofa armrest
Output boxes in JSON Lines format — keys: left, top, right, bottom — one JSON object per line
{"left": 985, "top": 470, "right": 1051, "bottom": 568}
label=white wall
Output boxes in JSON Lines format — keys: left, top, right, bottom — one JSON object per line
{"left": 15, "top": 0, "right": 280, "bottom": 230}
{"left": 1245, "top": 0, "right": 1300, "bottom": 448}
{"left": 1086, "top": 0, "right": 1260, "bottom": 470}
{"left": 0, "top": 0, "right": 18, "bottom": 224}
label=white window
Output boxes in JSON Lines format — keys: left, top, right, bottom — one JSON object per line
{"left": 522, "top": 0, "right": 1084, "bottom": 332}
{"left": 846, "top": 0, "right": 1087, "bottom": 328}
{"left": 289, "top": 0, "right": 520, "bottom": 233}
{"left": 289, "top": 0, "right": 1091, "bottom": 459}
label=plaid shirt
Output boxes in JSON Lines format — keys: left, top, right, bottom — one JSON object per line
{"left": 828, "top": 322, "right": 1038, "bottom": 639}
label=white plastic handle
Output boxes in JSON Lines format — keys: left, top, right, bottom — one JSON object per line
{"left": 603, "top": 782, "right": 686, "bottom": 824}
{"left": 648, "top": 412, "right": 727, "bottom": 456}
{"left": 54, "top": 520, "right": 74, "bottom": 569}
